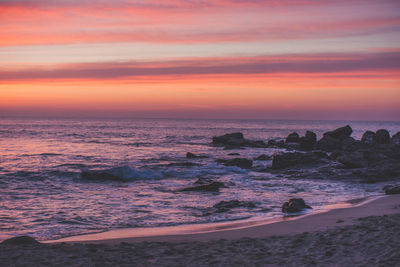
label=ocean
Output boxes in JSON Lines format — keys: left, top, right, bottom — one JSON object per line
{"left": 0, "top": 117, "right": 399, "bottom": 241}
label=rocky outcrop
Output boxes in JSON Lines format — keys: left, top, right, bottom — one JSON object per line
{"left": 383, "top": 185, "right": 400, "bottom": 195}
{"left": 216, "top": 158, "right": 253, "bottom": 169}
{"left": 186, "top": 152, "right": 208, "bottom": 159}
{"left": 323, "top": 125, "right": 352, "bottom": 140}
{"left": 300, "top": 131, "right": 317, "bottom": 151}
{"left": 316, "top": 135, "right": 342, "bottom": 152}
{"left": 271, "top": 151, "right": 328, "bottom": 169}
{"left": 212, "top": 132, "right": 267, "bottom": 149}
{"left": 1, "top": 236, "right": 40, "bottom": 246}
{"left": 267, "top": 139, "right": 285, "bottom": 148}
{"left": 392, "top": 132, "right": 400, "bottom": 145}
{"left": 361, "top": 131, "right": 375, "bottom": 144}
{"left": 282, "top": 198, "right": 312, "bottom": 213}
{"left": 374, "top": 129, "right": 391, "bottom": 144}
{"left": 286, "top": 132, "right": 300, "bottom": 143}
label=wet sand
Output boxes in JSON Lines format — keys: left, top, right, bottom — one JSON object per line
{"left": 1, "top": 195, "right": 400, "bottom": 266}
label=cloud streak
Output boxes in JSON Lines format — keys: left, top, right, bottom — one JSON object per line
{"left": 1, "top": 52, "right": 399, "bottom": 81}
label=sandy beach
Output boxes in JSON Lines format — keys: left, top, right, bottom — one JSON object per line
{"left": 1, "top": 195, "right": 399, "bottom": 266}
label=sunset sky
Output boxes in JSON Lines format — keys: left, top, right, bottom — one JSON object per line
{"left": 1, "top": 0, "right": 399, "bottom": 120}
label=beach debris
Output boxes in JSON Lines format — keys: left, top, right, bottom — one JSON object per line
{"left": 1, "top": 236, "right": 40, "bottom": 246}
{"left": 186, "top": 152, "right": 208, "bottom": 159}
{"left": 383, "top": 185, "right": 400, "bottom": 195}
{"left": 212, "top": 132, "right": 267, "bottom": 149}
{"left": 228, "top": 153, "right": 240, "bottom": 156}
{"left": 271, "top": 151, "right": 328, "bottom": 169}
{"left": 216, "top": 158, "right": 253, "bottom": 169}
{"left": 282, "top": 198, "right": 312, "bottom": 213}
{"left": 179, "top": 181, "right": 224, "bottom": 192}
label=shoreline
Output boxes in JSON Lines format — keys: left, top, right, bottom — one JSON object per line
{"left": 45, "top": 194, "right": 398, "bottom": 244}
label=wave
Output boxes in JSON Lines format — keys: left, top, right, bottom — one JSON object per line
{"left": 81, "top": 166, "right": 164, "bottom": 182}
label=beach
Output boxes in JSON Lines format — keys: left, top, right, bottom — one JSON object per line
{"left": 2, "top": 195, "right": 399, "bottom": 266}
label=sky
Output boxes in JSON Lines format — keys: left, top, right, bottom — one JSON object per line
{"left": 1, "top": 0, "right": 399, "bottom": 120}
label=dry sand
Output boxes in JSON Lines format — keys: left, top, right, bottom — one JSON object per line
{"left": 1, "top": 195, "right": 400, "bottom": 266}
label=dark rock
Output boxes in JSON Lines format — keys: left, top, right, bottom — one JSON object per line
{"left": 374, "top": 129, "right": 390, "bottom": 144}
{"left": 383, "top": 185, "right": 400, "bottom": 195}
{"left": 300, "top": 131, "right": 317, "bottom": 151}
{"left": 212, "top": 132, "right": 244, "bottom": 147}
{"left": 186, "top": 152, "right": 208, "bottom": 159}
{"left": 282, "top": 198, "right": 312, "bottom": 213}
{"left": 193, "top": 177, "right": 216, "bottom": 185}
{"left": 212, "top": 132, "right": 266, "bottom": 148}
{"left": 179, "top": 182, "right": 224, "bottom": 192}
{"left": 255, "top": 154, "right": 271, "bottom": 161}
{"left": 213, "top": 200, "right": 256, "bottom": 212}
{"left": 285, "top": 142, "right": 301, "bottom": 151}
{"left": 392, "top": 132, "right": 400, "bottom": 145}
{"left": 286, "top": 132, "right": 300, "bottom": 143}
{"left": 271, "top": 151, "right": 328, "bottom": 169}
{"left": 316, "top": 135, "right": 342, "bottom": 152}
{"left": 361, "top": 131, "right": 375, "bottom": 144}
{"left": 267, "top": 139, "right": 285, "bottom": 148}
{"left": 337, "top": 152, "right": 365, "bottom": 168}
{"left": 221, "top": 158, "right": 253, "bottom": 169}
{"left": 323, "top": 125, "right": 352, "bottom": 140}
{"left": 329, "top": 151, "right": 342, "bottom": 160}
{"left": 228, "top": 153, "right": 240, "bottom": 156}
{"left": 341, "top": 137, "right": 362, "bottom": 152}
{"left": 1, "top": 236, "right": 40, "bottom": 246}
{"left": 242, "top": 140, "right": 267, "bottom": 148}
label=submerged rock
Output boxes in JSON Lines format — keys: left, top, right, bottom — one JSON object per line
{"left": 271, "top": 151, "right": 328, "bottom": 169}
{"left": 383, "top": 185, "right": 400, "bottom": 195}
{"left": 179, "top": 181, "right": 224, "bottom": 192}
{"left": 217, "top": 158, "right": 253, "bottom": 169}
{"left": 186, "top": 152, "right": 208, "bottom": 159}
{"left": 213, "top": 200, "right": 256, "bottom": 213}
{"left": 374, "top": 129, "right": 391, "bottom": 144}
{"left": 282, "top": 198, "right": 312, "bottom": 213}
{"left": 1, "top": 236, "right": 40, "bottom": 246}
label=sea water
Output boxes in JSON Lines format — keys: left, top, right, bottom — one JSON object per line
{"left": 0, "top": 117, "right": 399, "bottom": 241}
